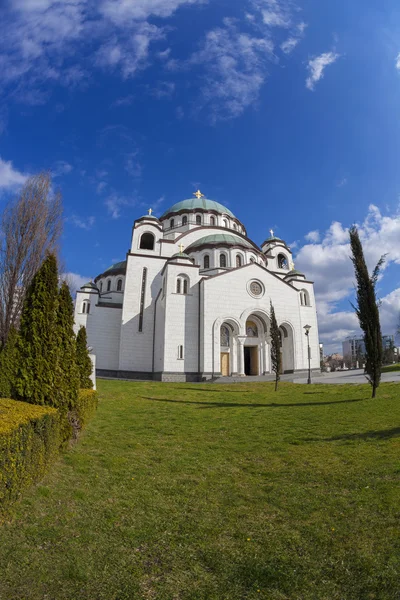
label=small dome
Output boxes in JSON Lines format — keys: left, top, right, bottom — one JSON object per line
{"left": 161, "top": 198, "right": 235, "bottom": 219}
{"left": 170, "top": 252, "right": 192, "bottom": 259}
{"left": 186, "top": 233, "right": 255, "bottom": 251}
{"left": 81, "top": 281, "right": 98, "bottom": 290}
{"left": 95, "top": 260, "right": 127, "bottom": 281}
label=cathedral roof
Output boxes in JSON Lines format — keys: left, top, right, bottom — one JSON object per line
{"left": 95, "top": 260, "right": 127, "bottom": 281}
{"left": 161, "top": 198, "right": 235, "bottom": 219}
{"left": 186, "top": 233, "right": 255, "bottom": 251}
{"left": 82, "top": 281, "right": 98, "bottom": 290}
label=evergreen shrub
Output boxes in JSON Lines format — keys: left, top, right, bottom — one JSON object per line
{"left": 0, "top": 328, "right": 19, "bottom": 399}
{"left": 69, "top": 390, "right": 98, "bottom": 439}
{"left": 76, "top": 327, "right": 93, "bottom": 389}
{"left": 0, "top": 398, "right": 60, "bottom": 517}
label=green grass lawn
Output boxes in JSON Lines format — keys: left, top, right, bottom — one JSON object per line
{"left": 1, "top": 380, "right": 399, "bottom": 600}
{"left": 382, "top": 363, "right": 400, "bottom": 373}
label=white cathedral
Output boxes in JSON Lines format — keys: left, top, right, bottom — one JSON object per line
{"left": 74, "top": 192, "right": 320, "bottom": 381}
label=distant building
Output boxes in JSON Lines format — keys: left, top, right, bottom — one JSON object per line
{"left": 342, "top": 335, "right": 396, "bottom": 365}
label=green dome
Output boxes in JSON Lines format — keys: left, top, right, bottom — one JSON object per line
{"left": 170, "top": 252, "right": 192, "bottom": 259}
{"left": 161, "top": 198, "right": 235, "bottom": 219}
{"left": 103, "top": 260, "right": 127, "bottom": 273}
{"left": 95, "top": 260, "right": 127, "bottom": 281}
{"left": 186, "top": 234, "right": 255, "bottom": 251}
{"left": 82, "top": 281, "right": 98, "bottom": 290}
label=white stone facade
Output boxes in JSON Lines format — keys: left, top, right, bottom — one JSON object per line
{"left": 74, "top": 196, "right": 320, "bottom": 381}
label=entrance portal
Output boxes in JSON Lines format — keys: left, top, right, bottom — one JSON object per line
{"left": 221, "top": 352, "right": 230, "bottom": 377}
{"left": 244, "top": 346, "right": 259, "bottom": 376}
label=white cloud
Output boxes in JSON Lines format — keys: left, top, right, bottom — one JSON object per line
{"left": 105, "top": 193, "right": 136, "bottom": 219}
{"left": 304, "top": 229, "right": 320, "bottom": 243}
{"left": 66, "top": 214, "right": 95, "bottom": 230}
{"left": 125, "top": 151, "right": 143, "bottom": 178}
{"left": 337, "top": 177, "right": 348, "bottom": 187}
{"left": 187, "top": 21, "right": 274, "bottom": 121}
{"left": 0, "top": 156, "right": 28, "bottom": 190}
{"left": 251, "top": 0, "right": 292, "bottom": 28}
{"left": 396, "top": 52, "right": 400, "bottom": 70}
{"left": 53, "top": 160, "right": 73, "bottom": 177}
{"left": 99, "top": 0, "right": 207, "bottom": 23}
{"left": 281, "top": 37, "right": 299, "bottom": 54}
{"left": 306, "top": 51, "right": 340, "bottom": 91}
{"left": 295, "top": 204, "right": 400, "bottom": 352}
{"left": 63, "top": 272, "right": 92, "bottom": 296}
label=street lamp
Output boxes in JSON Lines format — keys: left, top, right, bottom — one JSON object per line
{"left": 303, "top": 324, "right": 312, "bottom": 384}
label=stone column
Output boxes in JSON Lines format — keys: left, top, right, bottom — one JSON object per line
{"left": 237, "top": 337, "right": 246, "bottom": 376}
{"left": 263, "top": 340, "right": 269, "bottom": 374}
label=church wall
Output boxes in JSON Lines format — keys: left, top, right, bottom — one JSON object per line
{"left": 162, "top": 263, "right": 200, "bottom": 376}
{"left": 201, "top": 264, "right": 319, "bottom": 375}
{"left": 86, "top": 306, "right": 122, "bottom": 371}
{"left": 118, "top": 254, "right": 165, "bottom": 373}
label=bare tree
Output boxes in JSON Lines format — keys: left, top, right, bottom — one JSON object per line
{"left": 0, "top": 172, "right": 63, "bottom": 347}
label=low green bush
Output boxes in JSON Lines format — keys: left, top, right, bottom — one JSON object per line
{"left": 0, "top": 398, "right": 60, "bottom": 517}
{"left": 68, "top": 389, "right": 98, "bottom": 440}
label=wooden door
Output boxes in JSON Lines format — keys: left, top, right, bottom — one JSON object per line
{"left": 250, "top": 346, "right": 259, "bottom": 375}
{"left": 221, "top": 352, "right": 230, "bottom": 376}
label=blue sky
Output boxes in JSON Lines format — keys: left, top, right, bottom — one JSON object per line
{"left": 1, "top": 0, "right": 400, "bottom": 353}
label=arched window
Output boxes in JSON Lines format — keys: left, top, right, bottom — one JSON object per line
{"left": 170, "top": 218, "right": 175, "bottom": 229}
{"left": 246, "top": 320, "right": 258, "bottom": 337}
{"left": 140, "top": 232, "right": 155, "bottom": 250}
{"left": 210, "top": 216, "right": 215, "bottom": 226}
{"left": 278, "top": 254, "right": 288, "bottom": 269}
{"left": 220, "top": 325, "right": 230, "bottom": 347}
{"left": 82, "top": 302, "right": 86, "bottom": 314}
{"left": 86, "top": 302, "right": 90, "bottom": 314}
{"left": 99, "top": 281, "right": 103, "bottom": 293}
{"left": 300, "top": 290, "right": 310, "bottom": 306}
{"left": 117, "top": 279, "right": 122, "bottom": 291}
{"left": 183, "top": 279, "right": 188, "bottom": 294}
{"left": 182, "top": 215, "right": 187, "bottom": 226}
{"left": 236, "top": 254, "right": 242, "bottom": 268}
{"left": 233, "top": 223, "right": 237, "bottom": 230}
{"left": 204, "top": 254, "right": 210, "bottom": 269}
{"left": 223, "top": 219, "right": 228, "bottom": 228}
{"left": 107, "top": 280, "right": 111, "bottom": 291}
{"left": 250, "top": 257, "right": 256, "bottom": 263}
{"left": 176, "top": 278, "right": 181, "bottom": 294}
{"left": 196, "top": 215, "right": 201, "bottom": 225}
{"left": 220, "top": 253, "right": 227, "bottom": 268}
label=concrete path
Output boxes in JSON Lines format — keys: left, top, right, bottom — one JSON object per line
{"left": 294, "top": 368, "right": 400, "bottom": 385}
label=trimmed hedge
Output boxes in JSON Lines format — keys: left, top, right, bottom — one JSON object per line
{"left": 69, "top": 389, "right": 98, "bottom": 440}
{"left": 0, "top": 399, "right": 60, "bottom": 516}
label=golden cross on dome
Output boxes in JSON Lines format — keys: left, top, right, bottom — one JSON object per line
{"left": 179, "top": 244, "right": 185, "bottom": 254}
{"left": 269, "top": 229, "right": 274, "bottom": 237}
{"left": 193, "top": 189, "right": 205, "bottom": 199}
{"left": 148, "top": 208, "right": 153, "bottom": 215}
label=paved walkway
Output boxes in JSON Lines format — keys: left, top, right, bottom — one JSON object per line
{"left": 294, "top": 368, "right": 400, "bottom": 385}
{"left": 211, "top": 369, "right": 400, "bottom": 385}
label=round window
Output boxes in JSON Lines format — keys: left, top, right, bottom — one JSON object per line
{"left": 248, "top": 280, "right": 264, "bottom": 298}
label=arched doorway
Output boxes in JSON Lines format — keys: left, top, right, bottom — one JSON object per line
{"left": 217, "top": 319, "right": 240, "bottom": 377}
{"left": 241, "top": 311, "right": 270, "bottom": 376}
{"left": 279, "top": 323, "right": 295, "bottom": 373}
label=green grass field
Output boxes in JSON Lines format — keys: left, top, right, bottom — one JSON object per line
{"left": 1, "top": 380, "right": 399, "bottom": 600}
{"left": 382, "top": 363, "right": 400, "bottom": 373}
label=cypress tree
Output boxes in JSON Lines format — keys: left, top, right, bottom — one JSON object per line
{"left": 56, "top": 281, "right": 79, "bottom": 410}
{"left": 76, "top": 326, "right": 93, "bottom": 389}
{"left": 0, "top": 327, "right": 19, "bottom": 398}
{"left": 14, "top": 253, "right": 60, "bottom": 406}
{"left": 270, "top": 300, "right": 281, "bottom": 392}
{"left": 349, "top": 226, "right": 384, "bottom": 398}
